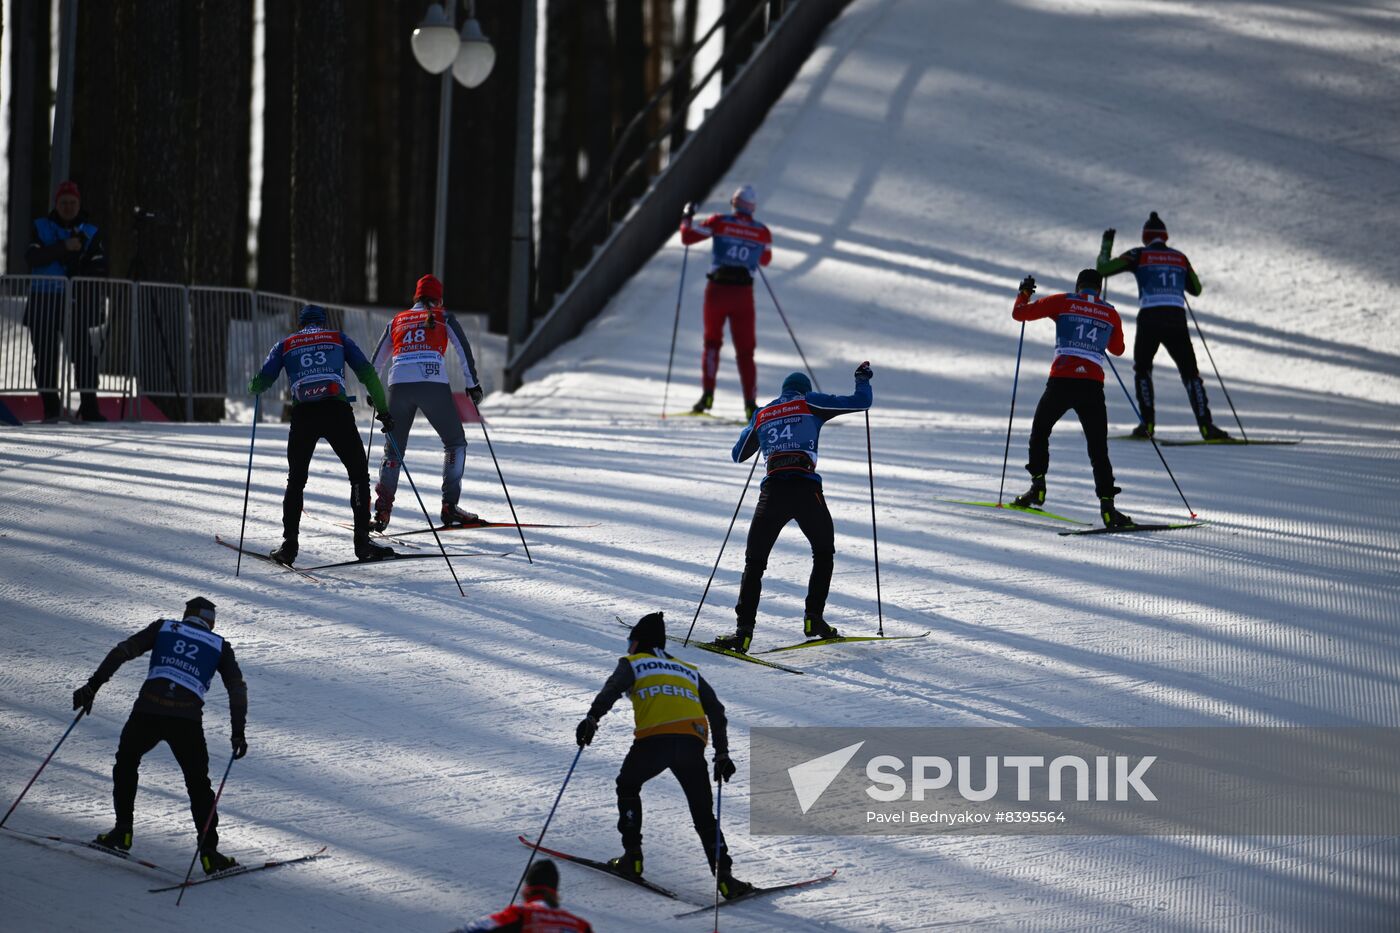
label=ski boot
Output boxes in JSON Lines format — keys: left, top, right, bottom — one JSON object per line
{"left": 92, "top": 825, "right": 132, "bottom": 852}
{"left": 744, "top": 398, "right": 758, "bottom": 421}
{"left": 440, "top": 501, "right": 481, "bottom": 527}
{"left": 718, "top": 873, "right": 755, "bottom": 900}
{"left": 691, "top": 392, "right": 714, "bottom": 414}
{"left": 1011, "top": 475, "right": 1046, "bottom": 509}
{"left": 269, "top": 541, "right": 298, "bottom": 566}
{"left": 1198, "top": 421, "right": 1231, "bottom": 442}
{"left": 803, "top": 615, "right": 840, "bottom": 640}
{"left": 1100, "top": 496, "right": 1134, "bottom": 529}
{"left": 371, "top": 488, "right": 393, "bottom": 532}
{"left": 1129, "top": 422, "right": 1154, "bottom": 440}
{"left": 711, "top": 626, "right": 754, "bottom": 653}
{"left": 607, "top": 849, "right": 644, "bottom": 879}
{"left": 355, "top": 538, "right": 396, "bottom": 562}
{"left": 200, "top": 849, "right": 238, "bottom": 875}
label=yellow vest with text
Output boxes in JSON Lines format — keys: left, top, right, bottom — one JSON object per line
{"left": 627, "top": 652, "right": 709, "bottom": 743}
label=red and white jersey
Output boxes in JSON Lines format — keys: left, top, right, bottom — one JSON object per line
{"left": 452, "top": 898, "right": 593, "bottom": 932}
{"left": 680, "top": 212, "right": 772, "bottom": 274}
{"left": 372, "top": 302, "right": 480, "bottom": 388}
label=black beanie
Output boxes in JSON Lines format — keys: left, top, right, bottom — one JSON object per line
{"left": 629, "top": 612, "right": 666, "bottom": 651}
{"left": 524, "top": 858, "right": 560, "bottom": 905}
{"left": 184, "top": 597, "right": 217, "bottom": 629}
{"left": 1075, "top": 268, "right": 1103, "bottom": 294}
{"left": 1142, "top": 211, "right": 1168, "bottom": 243}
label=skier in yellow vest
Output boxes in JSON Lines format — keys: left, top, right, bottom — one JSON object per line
{"left": 575, "top": 612, "right": 752, "bottom": 899}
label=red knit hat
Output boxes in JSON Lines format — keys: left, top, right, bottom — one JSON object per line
{"left": 1141, "top": 211, "right": 1168, "bottom": 244}
{"left": 415, "top": 274, "right": 444, "bottom": 303}
{"left": 55, "top": 180, "right": 81, "bottom": 202}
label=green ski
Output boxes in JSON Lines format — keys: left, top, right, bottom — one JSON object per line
{"left": 939, "top": 499, "right": 1090, "bottom": 525}
{"left": 759, "top": 633, "right": 930, "bottom": 654}
{"left": 691, "top": 641, "right": 804, "bottom": 674}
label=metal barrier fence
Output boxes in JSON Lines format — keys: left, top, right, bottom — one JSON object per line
{"left": 0, "top": 274, "right": 502, "bottom": 424}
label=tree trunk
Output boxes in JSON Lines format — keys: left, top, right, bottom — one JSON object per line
{"left": 571, "top": 0, "right": 613, "bottom": 269}
{"left": 536, "top": 0, "right": 580, "bottom": 310}
{"left": 669, "top": 0, "right": 698, "bottom": 155}
{"left": 5, "top": 0, "right": 50, "bottom": 274}
{"left": 257, "top": 0, "right": 293, "bottom": 294}
{"left": 290, "top": 0, "right": 348, "bottom": 303}
{"left": 612, "top": 0, "right": 647, "bottom": 213}
{"left": 722, "top": 0, "right": 763, "bottom": 86}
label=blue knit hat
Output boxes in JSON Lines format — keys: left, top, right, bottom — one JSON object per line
{"left": 782, "top": 372, "right": 811, "bottom": 395}
{"left": 298, "top": 305, "right": 328, "bottom": 327}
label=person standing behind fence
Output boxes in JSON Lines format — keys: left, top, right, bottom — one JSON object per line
{"left": 24, "top": 180, "right": 108, "bottom": 423}
{"left": 370, "top": 273, "right": 484, "bottom": 531}
{"left": 679, "top": 184, "right": 772, "bottom": 421}
{"left": 249, "top": 305, "right": 395, "bottom": 564}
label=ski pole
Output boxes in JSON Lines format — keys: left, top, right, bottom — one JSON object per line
{"left": 711, "top": 777, "right": 724, "bottom": 931}
{"left": 0, "top": 710, "right": 84, "bottom": 830}
{"left": 469, "top": 398, "right": 533, "bottom": 564}
{"left": 757, "top": 267, "right": 821, "bottom": 391}
{"left": 1185, "top": 297, "right": 1248, "bottom": 442}
{"left": 997, "top": 321, "right": 1026, "bottom": 506}
{"left": 1105, "top": 356, "right": 1197, "bottom": 518}
{"left": 383, "top": 430, "right": 467, "bottom": 596}
{"left": 175, "top": 754, "right": 234, "bottom": 906}
{"left": 661, "top": 243, "right": 690, "bottom": 419}
{"left": 235, "top": 395, "right": 260, "bottom": 577}
{"left": 864, "top": 410, "right": 884, "bottom": 636}
{"left": 512, "top": 745, "right": 583, "bottom": 904}
{"left": 683, "top": 455, "right": 760, "bottom": 647}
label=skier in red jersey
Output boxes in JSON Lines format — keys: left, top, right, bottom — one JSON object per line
{"left": 450, "top": 860, "right": 593, "bottom": 932}
{"left": 679, "top": 184, "right": 773, "bottom": 420}
{"left": 1010, "top": 269, "right": 1135, "bottom": 528}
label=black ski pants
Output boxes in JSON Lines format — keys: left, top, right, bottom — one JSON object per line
{"left": 616, "top": 734, "right": 730, "bottom": 874}
{"left": 24, "top": 290, "right": 100, "bottom": 417}
{"left": 735, "top": 476, "right": 835, "bottom": 628}
{"left": 1026, "top": 377, "right": 1118, "bottom": 499}
{"left": 1133, "top": 307, "right": 1211, "bottom": 425}
{"left": 113, "top": 712, "right": 219, "bottom": 849}
{"left": 283, "top": 401, "right": 371, "bottom": 544}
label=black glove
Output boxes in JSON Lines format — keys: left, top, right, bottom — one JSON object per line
{"left": 1102, "top": 227, "right": 1116, "bottom": 242}
{"left": 376, "top": 410, "right": 394, "bottom": 433}
{"left": 72, "top": 683, "right": 96, "bottom": 715}
{"left": 682, "top": 202, "right": 696, "bottom": 220}
{"left": 468, "top": 386, "right": 484, "bottom": 405}
{"left": 713, "top": 753, "right": 736, "bottom": 783}
{"left": 854, "top": 361, "right": 873, "bottom": 382}
{"left": 231, "top": 733, "right": 248, "bottom": 760}
{"left": 1018, "top": 275, "right": 1036, "bottom": 296}
{"left": 576, "top": 716, "right": 597, "bottom": 748}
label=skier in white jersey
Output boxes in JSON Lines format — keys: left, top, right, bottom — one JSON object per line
{"left": 371, "top": 273, "right": 485, "bottom": 530}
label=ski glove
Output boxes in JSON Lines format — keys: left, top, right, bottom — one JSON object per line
{"left": 72, "top": 683, "right": 96, "bottom": 715}
{"left": 854, "top": 361, "right": 873, "bottom": 383}
{"left": 468, "top": 386, "right": 484, "bottom": 406}
{"left": 376, "top": 410, "right": 394, "bottom": 433}
{"left": 1018, "top": 275, "right": 1036, "bottom": 296}
{"left": 576, "top": 716, "right": 597, "bottom": 748}
{"left": 713, "top": 753, "right": 736, "bottom": 784}
{"left": 682, "top": 202, "right": 696, "bottom": 220}
{"left": 1102, "top": 228, "right": 1116, "bottom": 245}
{"left": 231, "top": 733, "right": 248, "bottom": 760}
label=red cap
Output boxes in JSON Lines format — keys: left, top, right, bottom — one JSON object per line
{"left": 414, "top": 274, "right": 443, "bottom": 303}
{"left": 55, "top": 181, "right": 81, "bottom": 202}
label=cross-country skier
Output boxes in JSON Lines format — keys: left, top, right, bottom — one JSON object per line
{"left": 1010, "top": 271, "right": 1135, "bottom": 528}
{"left": 679, "top": 185, "right": 773, "bottom": 420}
{"left": 712, "top": 364, "right": 873, "bottom": 653}
{"left": 450, "top": 859, "right": 593, "bottom": 932}
{"left": 249, "top": 304, "right": 395, "bottom": 564}
{"left": 574, "top": 612, "right": 752, "bottom": 900}
{"left": 370, "top": 273, "right": 484, "bottom": 531}
{"left": 1097, "top": 212, "right": 1229, "bottom": 440}
{"left": 71, "top": 597, "right": 247, "bottom": 875}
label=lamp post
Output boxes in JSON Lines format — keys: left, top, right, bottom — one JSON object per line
{"left": 411, "top": 0, "right": 496, "bottom": 282}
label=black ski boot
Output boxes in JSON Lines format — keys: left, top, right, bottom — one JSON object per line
{"left": 718, "top": 873, "right": 755, "bottom": 900}
{"left": 200, "top": 849, "right": 238, "bottom": 875}
{"left": 1199, "top": 421, "right": 1231, "bottom": 441}
{"left": 269, "top": 541, "right": 298, "bottom": 566}
{"left": 691, "top": 392, "right": 714, "bottom": 414}
{"left": 1130, "top": 422, "right": 1154, "bottom": 440}
{"left": 804, "top": 615, "right": 840, "bottom": 640}
{"left": 607, "top": 849, "right": 644, "bottom": 879}
{"left": 1012, "top": 475, "right": 1046, "bottom": 509}
{"left": 440, "top": 501, "right": 481, "bottom": 526}
{"left": 92, "top": 826, "right": 132, "bottom": 852}
{"left": 711, "top": 626, "right": 754, "bottom": 653}
{"left": 355, "top": 538, "right": 396, "bottom": 562}
{"left": 1100, "top": 496, "right": 1134, "bottom": 529}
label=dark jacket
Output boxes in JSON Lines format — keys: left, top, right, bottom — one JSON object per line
{"left": 587, "top": 649, "right": 729, "bottom": 753}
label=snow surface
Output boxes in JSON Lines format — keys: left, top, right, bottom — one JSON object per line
{"left": 4, "top": 1, "right": 1400, "bottom": 930}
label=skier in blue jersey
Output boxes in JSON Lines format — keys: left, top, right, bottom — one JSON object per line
{"left": 711, "top": 363, "right": 873, "bottom": 653}
{"left": 249, "top": 305, "right": 394, "bottom": 564}
{"left": 72, "top": 597, "right": 247, "bottom": 874}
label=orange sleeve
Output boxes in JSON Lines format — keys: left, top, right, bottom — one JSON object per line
{"left": 1012, "top": 292, "right": 1061, "bottom": 322}
{"left": 759, "top": 225, "right": 772, "bottom": 266}
{"left": 679, "top": 214, "right": 719, "bottom": 245}
{"left": 1108, "top": 308, "right": 1126, "bottom": 356}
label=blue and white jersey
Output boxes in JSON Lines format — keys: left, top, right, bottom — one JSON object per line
{"left": 257, "top": 326, "right": 372, "bottom": 403}
{"left": 1127, "top": 245, "right": 1194, "bottom": 309}
{"left": 732, "top": 381, "right": 872, "bottom": 484}
{"left": 145, "top": 619, "right": 225, "bottom": 699}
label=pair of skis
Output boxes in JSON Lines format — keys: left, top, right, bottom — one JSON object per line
{"left": 1, "top": 826, "right": 325, "bottom": 892}
{"left": 215, "top": 535, "right": 513, "bottom": 582}
{"left": 941, "top": 499, "right": 1204, "bottom": 537}
{"left": 615, "top": 618, "right": 927, "bottom": 675}
{"left": 1113, "top": 434, "right": 1300, "bottom": 447}
{"left": 518, "top": 836, "right": 834, "bottom": 918}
